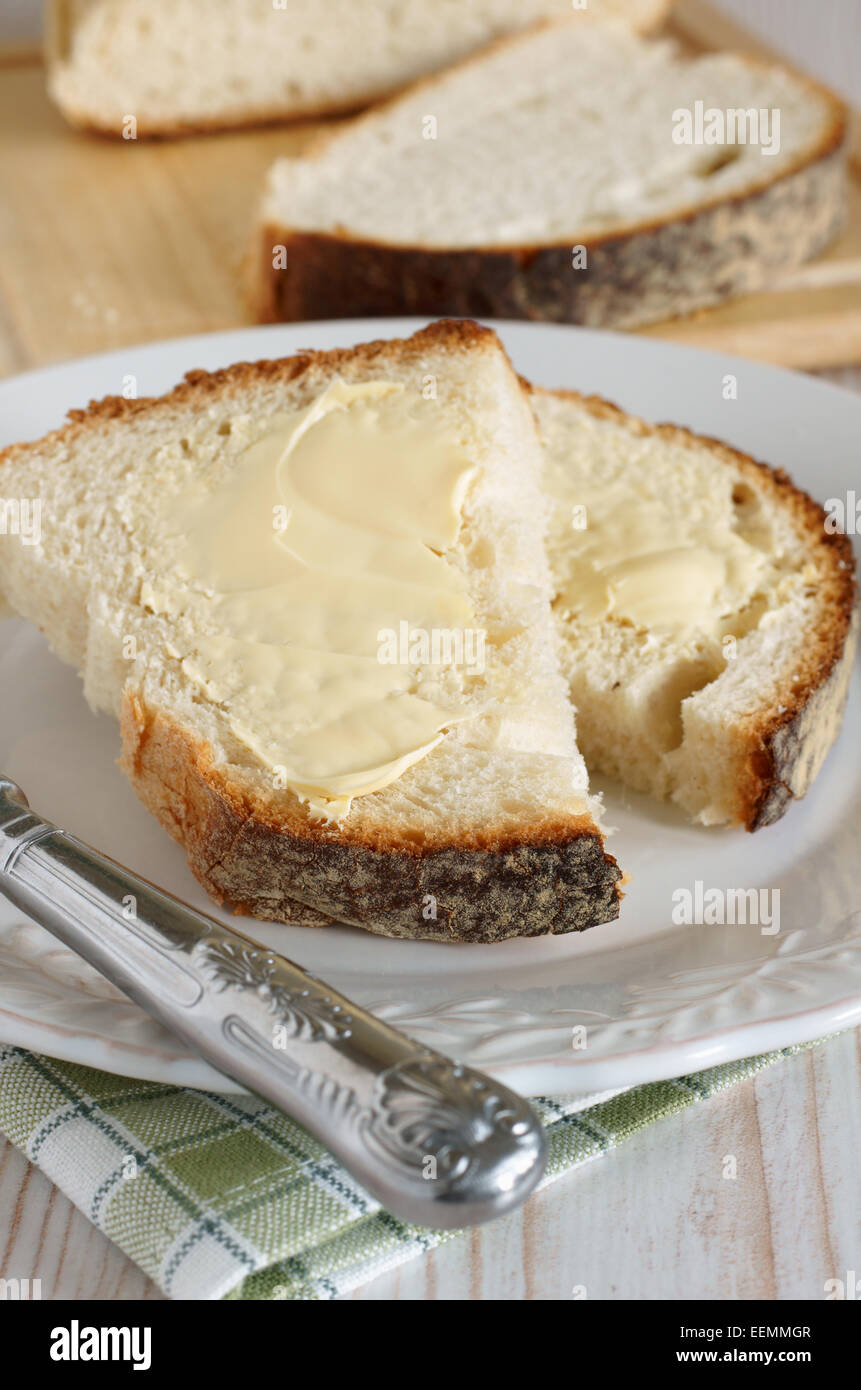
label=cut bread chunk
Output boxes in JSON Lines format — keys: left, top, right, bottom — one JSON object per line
{"left": 46, "top": 0, "right": 670, "bottom": 137}
{"left": 0, "top": 321, "right": 622, "bottom": 943}
{"left": 532, "top": 386, "right": 859, "bottom": 829}
{"left": 257, "top": 19, "right": 847, "bottom": 328}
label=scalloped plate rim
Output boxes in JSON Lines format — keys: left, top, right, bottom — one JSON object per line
{"left": 0, "top": 954, "right": 859, "bottom": 1096}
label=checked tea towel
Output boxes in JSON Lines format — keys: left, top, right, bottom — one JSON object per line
{"left": 0, "top": 1041, "right": 826, "bottom": 1300}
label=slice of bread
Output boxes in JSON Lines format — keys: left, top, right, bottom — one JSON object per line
{"left": 46, "top": 0, "right": 670, "bottom": 137}
{"left": 532, "top": 386, "right": 859, "bottom": 829}
{"left": 257, "top": 19, "right": 847, "bottom": 329}
{"left": 0, "top": 321, "right": 622, "bottom": 943}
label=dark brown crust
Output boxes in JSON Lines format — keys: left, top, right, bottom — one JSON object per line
{"left": 46, "top": 4, "right": 672, "bottom": 140}
{"left": 744, "top": 612, "right": 859, "bottom": 830}
{"left": 528, "top": 383, "right": 859, "bottom": 831}
{"left": 255, "top": 44, "right": 848, "bottom": 329}
{"left": 120, "top": 695, "right": 623, "bottom": 943}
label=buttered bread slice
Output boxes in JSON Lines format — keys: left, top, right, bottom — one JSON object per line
{"left": 534, "top": 387, "right": 858, "bottom": 829}
{"left": 0, "top": 321, "right": 622, "bottom": 942}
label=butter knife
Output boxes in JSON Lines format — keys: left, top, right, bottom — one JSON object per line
{"left": 0, "top": 776, "right": 546, "bottom": 1229}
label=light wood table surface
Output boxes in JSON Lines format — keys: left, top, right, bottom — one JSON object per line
{"left": 1, "top": 18, "right": 860, "bottom": 1302}
{"left": 2, "top": 1028, "right": 859, "bottom": 1300}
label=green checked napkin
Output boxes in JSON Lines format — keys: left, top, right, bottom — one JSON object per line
{"left": 0, "top": 1041, "right": 821, "bottom": 1300}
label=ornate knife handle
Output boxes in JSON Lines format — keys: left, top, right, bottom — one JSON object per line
{"left": 0, "top": 777, "right": 545, "bottom": 1229}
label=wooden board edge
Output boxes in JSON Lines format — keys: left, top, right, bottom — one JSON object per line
{"left": 643, "top": 307, "right": 861, "bottom": 369}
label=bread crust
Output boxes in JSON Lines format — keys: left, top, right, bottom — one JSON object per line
{"left": 46, "top": 1, "right": 672, "bottom": 139}
{"left": 528, "top": 383, "right": 859, "bottom": 831}
{"left": 120, "top": 695, "right": 623, "bottom": 943}
{"left": 255, "top": 43, "right": 847, "bottom": 329}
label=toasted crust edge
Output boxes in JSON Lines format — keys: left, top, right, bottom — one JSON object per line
{"left": 120, "top": 694, "right": 623, "bottom": 943}
{"left": 527, "top": 382, "right": 859, "bottom": 832}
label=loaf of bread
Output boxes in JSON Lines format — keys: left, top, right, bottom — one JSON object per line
{"left": 46, "top": 0, "right": 670, "bottom": 136}
{"left": 256, "top": 19, "right": 847, "bottom": 329}
{"left": 0, "top": 321, "right": 622, "bottom": 943}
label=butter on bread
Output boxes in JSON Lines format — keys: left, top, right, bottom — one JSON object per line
{"left": 137, "top": 377, "right": 482, "bottom": 821}
{"left": 532, "top": 386, "right": 858, "bottom": 830}
{"left": 0, "top": 321, "right": 622, "bottom": 943}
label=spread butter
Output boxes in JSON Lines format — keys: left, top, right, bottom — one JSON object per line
{"left": 141, "top": 381, "right": 477, "bottom": 818}
{"left": 550, "top": 484, "right": 774, "bottom": 639}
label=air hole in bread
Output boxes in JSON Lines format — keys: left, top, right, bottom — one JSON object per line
{"left": 398, "top": 828, "right": 428, "bottom": 846}
{"left": 650, "top": 656, "right": 726, "bottom": 753}
{"left": 732, "top": 481, "right": 774, "bottom": 552}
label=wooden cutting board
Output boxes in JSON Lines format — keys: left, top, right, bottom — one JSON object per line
{"left": 0, "top": 0, "right": 859, "bottom": 377}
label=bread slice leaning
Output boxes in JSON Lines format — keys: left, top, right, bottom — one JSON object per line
{"left": 45, "top": 0, "right": 671, "bottom": 137}
{"left": 0, "top": 321, "right": 622, "bottom": 943}
{"left": 532, "top": 387, "right": 859, "bottom": 830}
{"left": 256, "top": 19, "right": 847, "bottom": 329}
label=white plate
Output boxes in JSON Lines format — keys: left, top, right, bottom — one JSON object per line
{"left": 1, "top": 319, "right": 860, "bottom": 1098}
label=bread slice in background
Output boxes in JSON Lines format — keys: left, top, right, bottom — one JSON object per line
{"left": 46, "top": 0, "right": 670, "bottom": 137}
{"left": 532, "top": 386, "right": 858, "bottom": 830}
{"left": 256, "top": 18, "right": 847, "bottom": 330}
{"left": 0, "top": 321, "right": 622, "bottom": 943}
